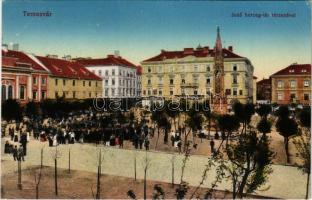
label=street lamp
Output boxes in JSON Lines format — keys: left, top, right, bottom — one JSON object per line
{"left": 15, "top": 146, "right": 24, "bottom": 190}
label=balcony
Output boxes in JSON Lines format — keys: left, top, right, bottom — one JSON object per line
{"left": 181, "top": 83, "right": 199, "bottom": 88}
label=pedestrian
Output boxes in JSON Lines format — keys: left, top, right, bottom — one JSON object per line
{"left": 12, "top": 145, "right": 18, "bottom": 161}
{"left": 144, "top": 138, "right": 150, "bottom": 151}
{"left": 210, "top": 139, "right": 215, "bottom": 153}
{"left": 20, "top": 132, "right": 27, "bottom": 156}
{"left": 177, "top": 140, "right": 182, "bottom": 154}
{"left": 17, "top": 145, "right": 25, "bottom": 161}
{"left": 170, "top": 130, "right": 175, "bottom": 147}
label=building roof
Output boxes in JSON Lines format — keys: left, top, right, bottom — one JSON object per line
{"left": 136, "top": 65, "right": 142, "bottom": 75}
{"left": 75, "top": 55, "right": 137, "bottom": 69}
{"left": 257, "top": 78, "right": 271, "bottom": 85}
{"left": 2, "top": 56, "right": 32, "bottom": 70}
{"left": 142, "top": 47, "right": 243, "bottom": 62}
{"left": 35, "top": 56, "right": 102, "bottom": 81}
{"left": 2, "top": 49, "right": 47, "bottom": 72}
{"left": 271, "top": 64, "right": 311, "bottom": 76}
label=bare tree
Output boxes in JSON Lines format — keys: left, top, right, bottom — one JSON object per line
{"left": 96, "top": 148, "right": 104, "bottom": 199}
{"left": 68, "top": 147, "right": 71, "bottom": 174}
{"left": 34, "top": 147, "right": 44, "bottom": 199}
{"left": 143, "top": 151, "right": 151, "bottom": 200}
{"left": 52, "top": 146, "right": 61, "bottom": 196}
{"left": 171, "top": 155, "right": 175, "bottom": 188}
{"left": 134, "top": 151, "right": 137, "bottom": 181}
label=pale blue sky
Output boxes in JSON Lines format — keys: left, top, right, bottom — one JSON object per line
{"left": 3, "top": 1, "right": 311, "bottom": 79}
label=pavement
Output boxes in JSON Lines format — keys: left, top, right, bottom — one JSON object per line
{"left": 1, "top": 137, "right": 309, "bottom": 199}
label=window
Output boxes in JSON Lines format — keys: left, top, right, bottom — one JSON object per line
{"left": 105, "top": 80, "right": 108, "bottom": 86}
{"left": 8, "top": 85, "right": 13, "bottom": 99}
{"left": 206, "top": 78, "right": 210, "bottom": 85}
{"left": 225, "top": 89, "right": 231, "bottom": 95}
{"left": 19, "top": 85, "right": 25, "bottom": 99}
{"left": 194, "top": 90, "right": 198, "bottom": 95}
{"left": 153, "top": 89, "right": 157, "bottom": 95}
{"left": 277, "top": 80, "right": 283, "bottom": 88}
{"left": 112, "top": 69, "right": 115, "bottom": 76}
{"left": 96, "top": 82, "right": 98, "bottom": 87}
{"left": 63, "top": 91, "right": 66, "bottom": 98}
{"left": 33, "top": 91, "right": 37, "bottom": 100}
{"left": 194, "top": 65, "right": 199, "bottom": 72}
{"left": 148, "top": 67, "right": 151, "bottom": 73}
{"left": 233, "top": 75, "right": 238, "bottom": 84}
{"left": 33, "top": 77, "right": 37, "bottom": 84}
{"left": 73, "top": 80, "right": 75, "bottom": 86}
{"left": 89, "top": 81, "right": 91, "bottom": 87}
{"left": 158, "top": 66, "right": 162, "bottom": 73}
{"left": 233, "top": 88, "right": 237, "bottom": 96}
{"left": 169, "top": 66, "right": 174, "bottom": 73}
{"left": 193, "top": 77, "right": 198, "bottom": 84}
{"left": 83, "top": 81, "right": 85, "bottom": 86}
{"left": 206, "top": 65, "right": 210, "bottom": 72}
{"left": 158, "top": 90, "right": 162, "bottom": 95}
{"left": 105, "top": 70, "right": 109, "bottom": 76}
{"left": 170, "top": 79, "right": 174, "bottom": 85}
{"left": 98, "top": 70, "right": 102, "bottom": 76}
{"left": 143, "top": 90, "right": 146, "bottom": 95}
{"left": 147, "top": 79, "right": 151, "bottom": 85}
{"left": 181, "top": 66, "right": 185, "bottom": 72}
{"left": 181, "top": 79, "right": 185, "bottom": 84}
{"left": 111, "top": 89, "right": 115, "bottom": 96}
{"left": 89, "top": 92, "right": 91, "bottom": 98}
{"left": 73, "top": 91, "right": 76, "bottom": 98}
{"left": 239, "top": 90, "right": 243, "bottom": 95}
{"left": 233, "top": 65, "right": 237, "bottom": 71}
{"left": 119, "top": 70, "right": 122, "bottom": 76}
{"left": 277, "top": 92, "right": 283, "bottom": 100}
{"left": 148, "top": 89, "right": 151, "bottom": 95}
{"left": 112, "top": 79, "right": 115, "bottom": 85}
{"left": 105, "top": 89, "right": 109, "bottom": 96}
{"left": 290, "top": 93, "right": 296, "bottom": 101}
{"left": 170, "top": 89, "right": 173, "bottom": 95}
{"left": 304, "top": 80, "right": 310, "bottom": 87}
{"left": 55, "top": 92, "right": 58, "bottom": 98}
{"left": 41, "top": 77, "right": 46, "bottom": 85}
{"left": 55, "top": 79, "right": 58, "bottom": 86}
{"left": 158, "top": 77, "right": 163, "bottom": 84}
{"left": 304, "top": 93, "right": 309, "bottom": 101}
{"left": 41, "top": 91, "right": 46, "bottom": 99}
{"left": 181, "top": 88, "right": 185, "bottom": 95}
{"left": 63, "top": 79, "right": 66, "bottom": 86}
{"left": 290, "top": 80, "right": 296, "bottom": 88}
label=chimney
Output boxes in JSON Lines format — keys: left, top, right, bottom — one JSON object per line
{"left": 107, "top": 55, "right": 114, "bottom": 58}
{"left": 183, "top": 48, "right": 194, "bottom": 55}
{"left": 62, "top": 55, "right": 71, "bottom": 60}
{"left": 161, "top": 49, "right": 166, "bottom": 53}
{"left": 228, "top": 46, "right": 233, "bottom": 52}
{"left": 46, "top": 54, "right": 58, "bottom": 59}
{"left": 12, "top": 43, "right": 19, "bottom": 51}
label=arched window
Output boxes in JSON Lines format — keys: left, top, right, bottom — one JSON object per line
{"left": 2, "top": 85, "right": 7, "bottom": 100}
{"left": 8, "top": 85, "right": 13, "bottom": 99}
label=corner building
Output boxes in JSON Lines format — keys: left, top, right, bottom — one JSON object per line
{"left": 141, "top": 28, "right": 254, "bottom": 105}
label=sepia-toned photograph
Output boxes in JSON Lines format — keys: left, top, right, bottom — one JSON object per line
{"left": 1, "top": 1, "right": 311, "bottom": 199}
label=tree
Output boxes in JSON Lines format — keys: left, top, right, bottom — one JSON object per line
{"left": 293, "top": 109, "right": 311, "bottom": 199}
{"left": 52, "top": 146, "right": 61, "bottom": 196}
{"left": 25, "top": 101, "right": 39, "bottom": 120}
{"left": 2, "top": 99, "right": 22, "bottom": 122}
{"left": 216, "top": 114, "right": 240, "bottom": 152}
{"left": 164, "top": 100, "right": 179, "bottom": 132}
{"left": 256, "top": 104, "right": 271, "bottom": 119}
{"left": 276, "top": 117, "right": 298, "bottom": 163}
{"left": 257, "top": 118, "right": 272, "bottom": 136}
{"left": 143, "top": 151, "right": 151, "bottom": 200}
{"left": 224, "top": 131, "right": 274, "bottom": 198}
{"left": 34, "top": 147, "right": 44, "bottom": 199}
{"left": 233, "top": 102, "right": 255, "bottom": 134}
{"left": 185, "top": 104, "right": 204, "bottom": 149}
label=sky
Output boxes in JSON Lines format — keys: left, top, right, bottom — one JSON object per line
{"left": 2, "top": 0, "right": 311, "bottom": 79}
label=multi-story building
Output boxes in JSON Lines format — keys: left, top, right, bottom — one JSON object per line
{"left": 35, "top": 55, "right": 102, "bottom": 99}
{"left": 257, "top": 78, "right": 271, "bottom": 103}
{"left": 76, "top": 54, "right": 138, "bottom": 98}
{"left": 2, "top": 49, "right": 49, "bottom": 103}
{"left": 271, "top": 63, "right": 311, "bottom": 105}
{"left": 141, "top": 28, "right": 254, "bottom": 105}
{"left": 136, "top": 66, "right": 142, "bottom": 97}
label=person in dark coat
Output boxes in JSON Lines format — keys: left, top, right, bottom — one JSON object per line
{"left": 144, "top": 138, "right": 150, "bottom": 151}
{"left": 210, "top": 139, "right": 215, "bottom": 153}
{"left": 12, "top": 145, "right": 18, "bottom": 161}
{"left": 20, "top": 133, "right": 28, "bottom": 156}
{"left": 4, "top": 141, "right": 10, "bottom": 153}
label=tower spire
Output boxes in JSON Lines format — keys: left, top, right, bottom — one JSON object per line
{"left": 215, "top": 26, "right": 222, "bottom": 52}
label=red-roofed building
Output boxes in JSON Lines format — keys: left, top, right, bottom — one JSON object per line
{"left": 76, "top": 54, "right": 138, "bottom": 98}
{"left": 2, "top": 49, "right": 49, "bottom": 102}
{"left": 270, "top": 63, "right": 311, "bottom": 105}
{"left": 35, "top": 56, "right": 102, "bottom": 99}
{"left": 140, "top": 27, "right": 254, "bottom": 106}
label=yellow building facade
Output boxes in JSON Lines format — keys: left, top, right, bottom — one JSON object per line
{"left": 141, "top": 46, "right": 254, "bottom": 104}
